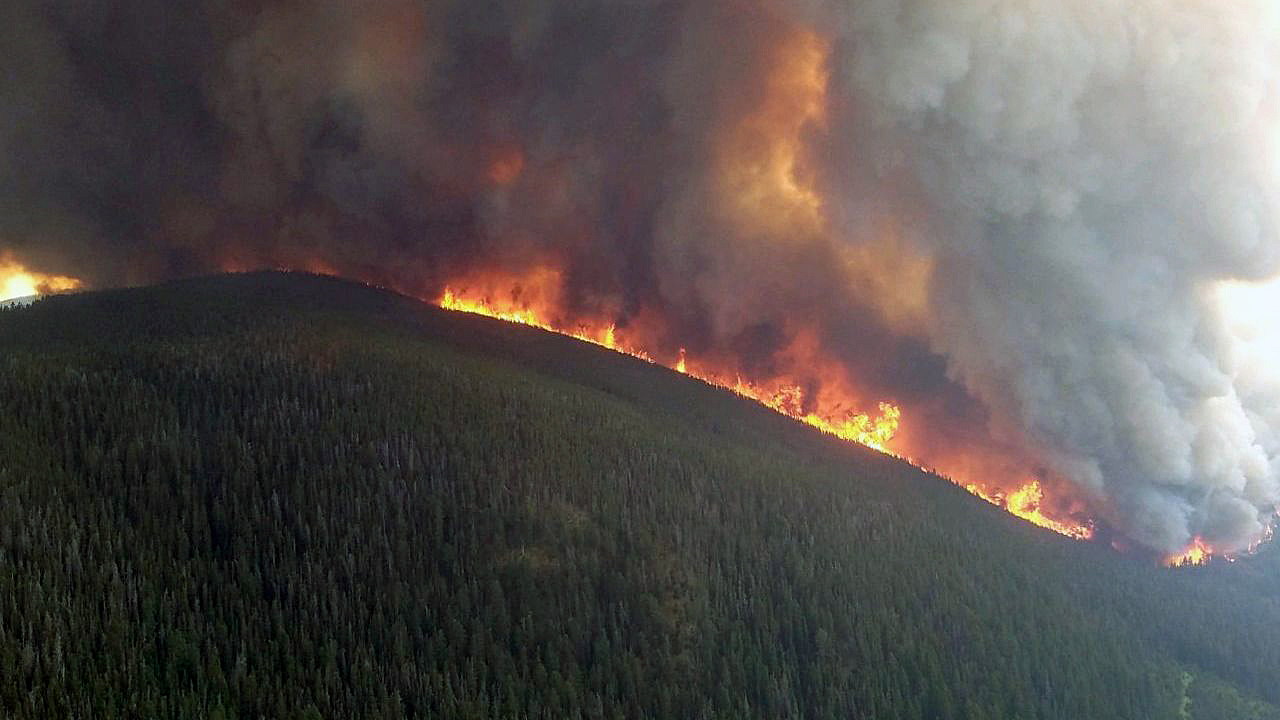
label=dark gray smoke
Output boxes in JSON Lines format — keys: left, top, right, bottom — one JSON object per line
{"left": 3, "top": 0, "right": 1279, "bottom": 553}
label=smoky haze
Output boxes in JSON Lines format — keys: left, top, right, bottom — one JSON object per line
{"left": 3, "top": 0, "right": 1279, "bottom": 554}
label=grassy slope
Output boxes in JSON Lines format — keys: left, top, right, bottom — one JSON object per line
{"left": 0, "top": 272, "right": 1277, "bottom": 719}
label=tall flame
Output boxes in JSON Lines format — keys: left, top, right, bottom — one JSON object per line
{"left": 434, "top": 270, "right": 1093, "bottom": 541}
{"left": 1166, "top": 537, "right": 1212, "bottom": 567}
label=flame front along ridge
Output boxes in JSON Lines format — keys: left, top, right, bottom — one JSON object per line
{"left": 436, "top": 282, "right": 1097, "bottom": 543}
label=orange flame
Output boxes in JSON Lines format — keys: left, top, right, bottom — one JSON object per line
{"left": 438, "top": 272, "right": 899, "bottom": 450}
{"left": 202, "top": 18, "right": 1097, "bottom": 546}
{"left": 209, "top": 23, "right": 1094, "bottom": 548}
{"left": 963, "top": 480, "right": 1093, "bottom": 541}
{"left": 0, "top": 257, "right": 82, "bottom": 302}
{"left": 1165, "top": 537, "right": 1212, "bottom": 567}
{"left": 433, "top": 270, "right": 1093, "bottom": 541}
{"left": 719, "top": 28, "right": 829, "bottom": 230}
{"left": 1162, "top": 525, "right": 1278, "bottom": 567}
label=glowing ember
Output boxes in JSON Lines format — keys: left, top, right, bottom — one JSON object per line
{"left": 434, "top": 275, "right": 1094, "bottom": 541}
{"left": 0, "top": 258, "right": 82, "bottom": 302}
{"left": 487, "top": 147, "right": 526, "bottom": 186}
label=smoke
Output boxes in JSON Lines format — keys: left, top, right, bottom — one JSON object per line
{"left": 3, "top": 0, "right": 1279, "bottom": 553}
{"left": 807, "top": 0, "right": 1280, "bottom": 553}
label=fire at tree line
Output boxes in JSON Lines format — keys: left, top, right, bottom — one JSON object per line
{"left": 0, "top": 254, "right": 1248, "bottom": 566}
{"left": 3, "top": 0, "right": 1277, "bottom": 561}
{"left": 440, "top": 276, "right": 1093, "bottom": 547}
{"left": 3, "top": 273, "right": 1280, "bottom": 719}
{"left": 0, "top": 251, "right": 1238, "bottom": 565}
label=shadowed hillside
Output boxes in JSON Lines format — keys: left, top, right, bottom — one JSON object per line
{"left": 1, "top": 272, "right": 1279, "bottom": 719}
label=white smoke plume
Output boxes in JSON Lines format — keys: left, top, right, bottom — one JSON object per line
{"left": 810, "top": 0, "right": 1280, "bottom": 552}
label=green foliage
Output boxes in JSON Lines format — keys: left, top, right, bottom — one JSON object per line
{"left": 0, "top": 272, "right": 1277, "bottom": 718}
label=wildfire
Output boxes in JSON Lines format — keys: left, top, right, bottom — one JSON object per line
{"left": 438, "top": 272, "right": 651, "bottom": 361}
{"left": 0, "top": 257, "right": 82, "bottom": 302}
{"left": 1166, "top": 537, "right": 1213, "bottom": 567}
{"left": 434, "top": 274, "right": 1094, "bottom": 540}
{"left": 719, "top": 27, "right": 829, "bottom": 234}
{"left": 438, "top": 279, "right": 901, "bottom": 449}
{"left": 1160, "top": 520, "right": 1278, "bottom": 566}
{"left": 963, "top": 480, "right": 1093, "bottom": 541}
{"left": 441, "top": 287, "right": 546, "bottom": 328}
{"left": 408, "top": 27, "right": 1099, "bottom": 543}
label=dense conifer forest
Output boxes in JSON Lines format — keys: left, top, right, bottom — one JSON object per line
{"left": 2, "top": 272, "right": 1280, "bottom": 719}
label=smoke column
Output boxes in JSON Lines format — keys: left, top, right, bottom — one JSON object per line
{"left": 3, "top": 0, "right": 1279, "bottom": 553}
{"left": 811, "top": 0, "right": 1280, "bottom": 553}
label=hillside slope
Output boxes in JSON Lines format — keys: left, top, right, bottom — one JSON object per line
{"left": 1, "top": 272, "right": 1279, "bottom": 719}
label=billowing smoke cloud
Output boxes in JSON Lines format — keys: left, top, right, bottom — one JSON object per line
{"left": 3, "top": 0, "right": 1279, "bottom": 553}
{"left": 808, "top": 0, "right": 1280, "bottom": 553}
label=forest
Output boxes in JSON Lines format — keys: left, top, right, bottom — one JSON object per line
{"left": 2, "top": 272, "right": 1279, "bottom": 719}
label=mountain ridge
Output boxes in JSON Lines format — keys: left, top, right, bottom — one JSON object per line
{"left": 1, "top": 271, "right": 1278, "bottom": 719}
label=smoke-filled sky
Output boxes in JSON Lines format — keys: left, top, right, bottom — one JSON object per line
{"left": 5, "top": 0, "right": 1280, "bottom": 554}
